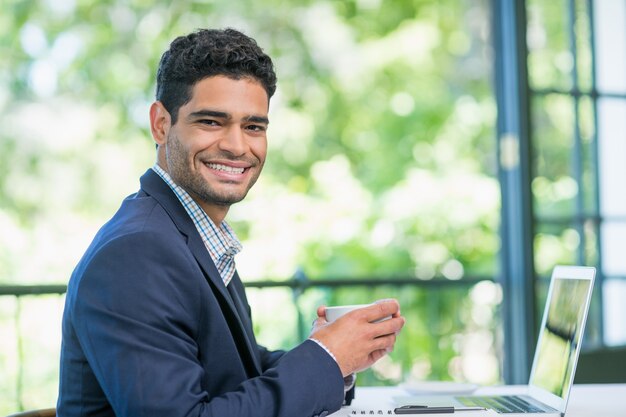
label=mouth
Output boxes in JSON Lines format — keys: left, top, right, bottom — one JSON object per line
{"left": 205, "top": 162, "right": 247, "bottom": 175}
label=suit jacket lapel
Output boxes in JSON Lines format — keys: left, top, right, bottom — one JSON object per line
{"left": 139, "top": 169, "right": 262, "bottom": 376}
{"left": 227, "top": 273, "right": 262, "bottom": 365}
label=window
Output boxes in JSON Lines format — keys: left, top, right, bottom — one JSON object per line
{"left": 495, "top": 0, "right": 626, "bottom": 383}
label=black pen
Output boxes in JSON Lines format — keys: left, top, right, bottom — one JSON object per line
{"left": 394, "top": 405, "right": 486, "bottom": 414}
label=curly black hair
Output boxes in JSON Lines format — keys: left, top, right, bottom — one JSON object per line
{"left": 156, "top": 28, "right": 277, "bottom": 124}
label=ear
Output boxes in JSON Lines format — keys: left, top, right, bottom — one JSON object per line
{"left": 150, "top": 101, "right": 171, "bottom": 146}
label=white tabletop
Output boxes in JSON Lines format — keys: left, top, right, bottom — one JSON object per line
{"left": 556, "top": 384, "right": 625, "bottom": 417}
{"left": 330, "top": 384, "right": 626, "bottom": 416}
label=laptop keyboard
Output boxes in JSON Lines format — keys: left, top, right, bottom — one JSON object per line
{"left": 457, "top": 395, "right": 546, "bottom": 413}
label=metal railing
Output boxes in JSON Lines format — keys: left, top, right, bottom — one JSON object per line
{"left": 0, "top": 274, "right": 495, "bottom": 412}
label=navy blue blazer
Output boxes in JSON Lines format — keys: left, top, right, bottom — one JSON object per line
{"left": 57, "top": 169, "right": 344, "bottom": 417}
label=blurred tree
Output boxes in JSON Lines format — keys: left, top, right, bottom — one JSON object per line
{"left": 0, "top": 0, "right": 500, "bottom": 411}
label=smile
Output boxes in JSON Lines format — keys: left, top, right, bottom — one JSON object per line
{"left": 206, "top": 163, "right": 245, "bottom": 174}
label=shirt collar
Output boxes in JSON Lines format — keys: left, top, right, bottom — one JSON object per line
{"left": 151, "top": 164, "right": 242, "bottom": 284}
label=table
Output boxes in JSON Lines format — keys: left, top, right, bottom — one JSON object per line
{"left": 330, "top": 384, "right": 626, "bottom": 416}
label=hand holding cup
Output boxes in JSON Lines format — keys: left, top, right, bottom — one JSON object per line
{"left": 310, "top": 299, "right": 405, "bottom": 377}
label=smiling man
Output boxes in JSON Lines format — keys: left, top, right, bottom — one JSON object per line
{"left": 57, "top": 28, "right": 405, "bottom": 417}
{"left": 153, "top": 75, "right": 269, "bottom": 222}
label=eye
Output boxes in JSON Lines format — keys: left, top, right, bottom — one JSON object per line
{"left": 198, "top": 119, "right": 220, "bottom": 126}
{"left": 246, "top": 124, "right": 267, "bottom": 132}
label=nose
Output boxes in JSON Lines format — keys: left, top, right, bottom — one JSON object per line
{"left": 218, "top": 125, "right": 247, "bottom": 156}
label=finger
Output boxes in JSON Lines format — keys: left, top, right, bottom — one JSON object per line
{"left": 362, "top": 301, "right": 400, "bottom": 324}
{"left": 312, "top": 315, "right": 330, "bottom": 328}
{"left": 371, "top": 316, "right": 405, "bottom": 337}
{"left": 371, "top": 332, "right": 397, "bottom": 353}
{"left": 368, "top": 348, "right": 388, "bottom": 365}
{"left": 316, "top": 305, "right": 327, "bottom": 318}
{"left": 375, "top": 298, "right": 401, "bottom": 317}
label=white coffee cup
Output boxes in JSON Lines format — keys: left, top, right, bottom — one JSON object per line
{"left": 325, "top": 303, "right": 392, "bottom": 323}
{"left": 325, "top": 304, "right": 371, "bottom": 322}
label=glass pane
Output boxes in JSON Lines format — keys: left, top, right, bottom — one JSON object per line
{"left": 534, "top": 224, "right": 580, "bottom": 275}
{"left": 600, "top": 221, "right": 626, "bottom": 276}
{"left": 534, "top": 277, "right": 551, "bottom": 329}
{"left": 0, "top": 296, "right": 19, "bottom": 414}
{"left": 582, "top": 218, "right": 599, "bottom": 266}
{"left": 320, "top": 282, "right": 501, "bottom": 386}
{"left": 0, "top": 295, "right": 64, "bottom": 415}
{"left": 602, "top": 278, "right": 626, "bottom": 345}
{"left": 598, "top": 98, "right": 626, "bottom": 217}
{"left": 593, "top": 0, "right": 626, "bottom": 94}
{"left": 527, "top": 0, "right": 573, "bottom": 90}
{"left": 246, "top": 287, "right": 300, "bottom": 350}
{"left": 574, "top": 0, "right": 593, "bottom": 91}
{"left": 2, "top": 0, "right": 500, "bottom": 410}
{"left": 531, "top": 94, "right": 576, "bottom": 218}
{"left": 584, "top": 289, "right": 603, "bottom": 348}
{"left": 578, "top": 96, "right": 597, "bottom": 214}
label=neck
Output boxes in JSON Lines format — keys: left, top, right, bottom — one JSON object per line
{"left": 153, "top": 160, "right": 230, "bottom": 226}
{"left": 197, "top": 201, "right": 229, "bottom": 227}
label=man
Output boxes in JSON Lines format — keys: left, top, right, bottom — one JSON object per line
{"left": 57, "top": 28, "right": 405, "bottom": 417}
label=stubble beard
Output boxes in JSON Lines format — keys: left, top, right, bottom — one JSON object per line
{"left": 165, "top": 132, "right": 263, "bottom": 207}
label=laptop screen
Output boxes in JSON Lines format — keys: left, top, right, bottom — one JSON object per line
{"left": 529, "top": 275, "right": 593, "bottom": 400}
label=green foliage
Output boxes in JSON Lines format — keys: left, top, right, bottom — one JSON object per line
{"left": 0, "top": 0, "right": 502, "bottom": 412}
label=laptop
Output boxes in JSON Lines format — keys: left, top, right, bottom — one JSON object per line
{"left": 400, "top": 265, "right": 596, "bottom": 416}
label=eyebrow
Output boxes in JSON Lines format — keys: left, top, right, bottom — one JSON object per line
{"left": 188, "top": 110, "right": 269, "bottom": 125}
{"left": 188, "top": 110, "right": 230, "bottom": 120}
{"left": 243, "top": 115, "right": 270, "bottom": 125}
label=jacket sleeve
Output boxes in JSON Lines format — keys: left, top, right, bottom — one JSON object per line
{"left": 69, "top": 230, "right": 345, "bottom": 417}
{"left": 258, "top": 344, "right": 286, "bottom": 371}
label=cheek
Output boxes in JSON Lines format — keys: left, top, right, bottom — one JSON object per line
{"left": 176, "top": 136, "right": 200, "bottom": 157}
{"left": 167, "top": 134, "right": 199, "bottom": 169}
{"left": 250, "top": 139, "right": 268, "bottom": 162}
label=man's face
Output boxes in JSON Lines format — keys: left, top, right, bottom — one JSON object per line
{"left": 160, "top": 75, "right": 269, "bottom": 215}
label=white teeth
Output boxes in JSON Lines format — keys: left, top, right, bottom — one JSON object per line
{"left": 207, "top": 163, "right": 245, "bottom": 174}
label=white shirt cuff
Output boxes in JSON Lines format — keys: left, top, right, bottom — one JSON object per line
{"left": 309, "top": 337, "right": 337, "bottom": 362}
{"left": 309, "top": 338, "right": 356, "bottom": 392}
